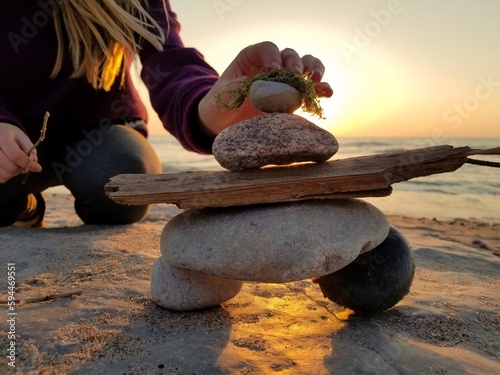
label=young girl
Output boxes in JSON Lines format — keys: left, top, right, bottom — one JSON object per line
{"left": 0, "top": 0, "right": 332, "bottom": 227}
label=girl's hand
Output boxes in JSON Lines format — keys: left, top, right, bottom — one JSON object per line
{"left": 0, "top": 123, "right": 42, "bottom": 183}
{"left": 198, "top": 41, "right": 333, "bottom": 136}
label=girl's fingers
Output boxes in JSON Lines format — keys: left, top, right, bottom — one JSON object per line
{"left": 0, "top": 148, "right": 19, "bottom": 176}
{"left": 280, "top": 48, "right": 304, "bottom": 73}
{"left": 315, "top": 82, "right": 334, "bottom": 98}
{"left": 5, "top": 143, "right": 34, "bottom": 170}
{"left": 0, "top": 169, "right": 11, "bottom": 184}
{"left": 232, "top": 41, "right": 281, "bottom": 76}
{"left": 16, "top": 134, "right": 39, "bottom": 162}
{"left": 0, "top": 143, "right": 42, "bottom": 182}
{"left": 301, "top": 54, "right": 326, "bottom": 82}
{"left": 29, "top": 160, "right": 43, "bottom": 173}
{"left": 233, "top": 42, "right": 331, "bottom": 85}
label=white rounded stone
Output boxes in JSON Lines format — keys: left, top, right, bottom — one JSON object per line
{"left": 249, "top": 80, "right": 302, "bottom": 113}
{"left": 161, "top": 199, "right": 390, "bottom": 283}
{"left": 150, "top": 256, "right": 243, "bottom": 311}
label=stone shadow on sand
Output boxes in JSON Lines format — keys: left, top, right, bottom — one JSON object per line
{"left": 68, "top": 302, "right": 234, "bottom": 375}
{"left": 324, "top": 309, "right": 469, "bottom": 374}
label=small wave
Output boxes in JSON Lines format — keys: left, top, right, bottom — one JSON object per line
{"left": 407, "top": 180, "right": 447, "bottom": 187}
{"left": 340, "top": 141, "right": 393, "bottom": 147}
{"left": 398, "top": 185, "right": 458, "bottom": 195}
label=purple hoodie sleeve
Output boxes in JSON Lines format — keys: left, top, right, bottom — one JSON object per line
{"left": 139, "top": 0, "right": 219, "bottom": 154}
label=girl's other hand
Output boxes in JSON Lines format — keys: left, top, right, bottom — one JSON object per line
{"left": 0, "top": 123, "right": 42, "bottom": 183}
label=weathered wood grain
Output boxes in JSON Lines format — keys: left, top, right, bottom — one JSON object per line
{"left": 105, "top": 145, "right": 478, "bottom": 208}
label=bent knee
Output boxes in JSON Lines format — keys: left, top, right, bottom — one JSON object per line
{"left": 77, "top": 199, "right": 151, "bottom": 225}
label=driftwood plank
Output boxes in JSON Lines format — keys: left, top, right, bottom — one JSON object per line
{"left": 105, "top": 145, "right": 485, "bottom": 209}
{"left": 106, "top": 145, "right": 493, "bottom": 208}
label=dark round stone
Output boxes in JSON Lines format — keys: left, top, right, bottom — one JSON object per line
{"left": 315, "top": 226, "right": 415, "bottom": 315}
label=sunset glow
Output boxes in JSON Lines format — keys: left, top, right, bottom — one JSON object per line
{"left": 144, "top": 0, "right": 500, "bottom": 139}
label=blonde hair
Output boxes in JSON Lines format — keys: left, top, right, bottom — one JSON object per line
{"left": 51, "top": 0, "right": 167, "bottom": 91}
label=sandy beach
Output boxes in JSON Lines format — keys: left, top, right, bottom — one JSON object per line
{"left": 1, "top": 189, "right": 499, "bottom": 375}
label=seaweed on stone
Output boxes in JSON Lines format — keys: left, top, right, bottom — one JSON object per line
{"left": 214, "top": 68, "right": 325, "bottom": 118}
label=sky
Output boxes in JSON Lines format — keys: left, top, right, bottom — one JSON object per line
{"left": 141, "top": 0, "right": 500, "bottom": 139}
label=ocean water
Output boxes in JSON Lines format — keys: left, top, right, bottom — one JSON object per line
{"left": 149, "top": 135, "right": 500, "bottom": 223}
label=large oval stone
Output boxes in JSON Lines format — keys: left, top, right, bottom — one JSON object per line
{"left": 161, "top": 199, "right": 389, "bottom": 283}
{"left": 212, "top": 113, "right": 339, "bottom": 171}
{"left": 150, "top": 256, "right": 243, "bottom": 311}
{"left": 249, "top": 80, "right": 301, "bottom": 113}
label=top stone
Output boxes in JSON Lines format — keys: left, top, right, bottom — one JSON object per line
{"left": 249, "top": 80, "right": 302, "bottom": 113}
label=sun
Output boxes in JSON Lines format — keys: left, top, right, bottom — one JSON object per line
{"left": 294, "top": 68, "right": 348, "bottom": 135}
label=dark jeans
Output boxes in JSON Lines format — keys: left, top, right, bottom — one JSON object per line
{"left": 0, "top": 124, "right": 161, "bottom": 226}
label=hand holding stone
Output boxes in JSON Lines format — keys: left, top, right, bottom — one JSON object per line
{"left": 197, "top": 42, "right": 332, "bottom": 136}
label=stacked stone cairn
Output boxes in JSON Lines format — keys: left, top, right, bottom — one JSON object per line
{"left": 151, "top": 80, "right": 415, "bottom": 315}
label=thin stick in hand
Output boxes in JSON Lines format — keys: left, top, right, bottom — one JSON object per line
{"left": 22, "top": 111, "right": 50, "bottom": 184}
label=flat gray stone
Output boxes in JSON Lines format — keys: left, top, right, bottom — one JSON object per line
{"left": 249, "top": 80, "right": 301, "bottom": 113}
{"left": 161, "top": 199, "right": 389, "bottom": 283}
{"left": 212, "top": 113, "right": 339, "bottom": 171}
{"left": 150, "top": 256, "right": 243, "bottom": 311}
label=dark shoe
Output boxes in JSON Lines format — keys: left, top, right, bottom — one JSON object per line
{"left": 14, "top": 193, "right": 46, "bottom": 228}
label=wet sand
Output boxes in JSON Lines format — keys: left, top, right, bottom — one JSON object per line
{"left": 0, "top": 191, "right": 499, "bottom": 374}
